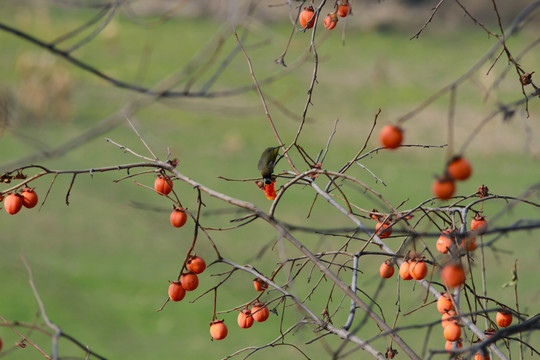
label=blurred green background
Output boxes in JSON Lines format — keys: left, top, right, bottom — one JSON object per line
{"left": 0, "top": 1, "right": 539, "bottom": 359}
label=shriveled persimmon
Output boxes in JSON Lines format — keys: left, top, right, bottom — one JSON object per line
{"left": 436, "top": 229, "right": 454, "bottom": 254}
{"left": 496, "top": 310, "right": 513, "bottom": 327}
{"left": 471, "top": 214, "right": 488, "bottom": 234}
{"left": 237, "top": 309, "right": 254, "bottom": 329}
{"left": 432, "top": 176, "right": 455, "bottom": 200}
{"left": 187, "top": 255, "right": 206, "bottom": 274}
{"left": 154, "top": 174, "right": 173, "bottom": 195}
{"left": 461, "top": 234, "right": 477, "bottom": 251}
{"left": 251, "top": 302, "right": 270, "bottom": 322}
{"left": 443, "top": 322, "right": 462, "bottom": 341}
{"left": 3, "top": 193, "right": 23, "bottom": 215}
{"left": 21, "top": 187, "right": 38, "bottom": 208}
{"left": 253, "top": 277, "right": 268, "bottom": 291}
{"left": 323, "top": 13, "right": 338, "bottom": 29}
{"left": 409, "top": 259, "right": 428, "bottom": 280}
{"left": 299, "top": 6, "right": 316, "bottom": 28}
{"left": 379, "top": 124, "right": 403, "bottom": 149}
{"left": 399, "top": 261, "right": 413, "bottom": 280}
{"left": 379, "top": 260, "right": 395, "bottom": 279}
{"left": 447, "top": 156, "right": 472, "bottom": 181}
{"left": 441, "top": 263, "right": 466, "bottom": 287}
{"left": 210, "top": 319, "right": 228, "bottom": 340}
{"left": 170, "top": 207, "right": 188, "bottom": 228}
{"left": 180, "top": 272, "right": 199, "bottom": 291}
{"left": 168, "top": 281, "right": 186, "bottom": 302}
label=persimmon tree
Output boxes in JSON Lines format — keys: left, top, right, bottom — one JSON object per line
{"left": 1, "top": 1, "right": 539, "bottom": 360}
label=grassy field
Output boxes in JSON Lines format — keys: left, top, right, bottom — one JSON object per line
{"left": 1, "top": 4, "right": 539, "bottom": 360}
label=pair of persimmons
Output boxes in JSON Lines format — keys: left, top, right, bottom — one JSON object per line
{"left": 2, "top": 187, "right": 39, "bottom": 215}
{"left": 379, "top": 124, "right": 473, "bottom": 200}
{"left": 154, "top": 174, "right": 188, "bottom": 228}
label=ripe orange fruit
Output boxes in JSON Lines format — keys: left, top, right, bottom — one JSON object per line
{"left": 475, "top": 351, "right": 491, "bottom": 360}
{"left": 496, "top": 310, "right": 513, "bottom": 327}
{"left": 3, "top": 193, "right": 23, "bottom": 215}
{"left": 447, "top": 156, "right": 472, "bottom": 181}
{"left": 187, "top": 255, "right": 206, "bottom": 274}
{"left": 471, "top": 214, "right": 488, "bottom": 234}
{"left": 399, "top": 261, "right": 413, "bottom": 280}
{"left": 323, "top": 12, "right": 338, "bottom": 29}
{"left": 445, "top": 339, "right": 462, "bottom": 351}
{"left": 375, "top": 221, "right": 392, "bottom": 238}
{"left": 436, "top": 229, "right": 454, "bottom": 254}
{"left": 443, "top": 322, "right": 462, "bottom": 341}
{"left": 437, "top": 293, "right": 453, "bottom": 314}
{"left": 210, "top": 319, "right": 228, "bottom": 340}
{"left": 170, "top": 207, "right": 188, "bottom": 228}
{"left": 181, "top": 272, "right": 199, "bottom": 291}
{"left": 432, "top": 176, "right": 455, "bottom": 200}
{"left": 21, "top": 187, "right": 38, "bottom": 208}
{"left": 251, "top": 302, "right": 270, "bottom": 322}
{"left": 237, "top": 309, "right": 254, "bottom": 329}
{"left": 409, "top": 259, "right": 428, "bottom": 280}
{"left": 441, "top": 263, "right": 466, "bottom": 288}
{"left": 441, "top": 310, "right": 457, "bottom": 328}
{"left": 336, "top": 0, "right": 349, "bottom": 17}
{"left": 253, "top": 277, "right": 268, "bottom": 292}
{"left": 379, "top": 124, "right": 403, "bottom": 149}
{"left": 154, "top": 174, "right": 173, "bottom": 195}
{"left": 299, "top": 6, "right": 316, "bottom": 28}
{"left": 379, "top": 260, "right": 395, "bottom": 279}
{"left": 168, "top": 281, "right": 186, "bottom": 302}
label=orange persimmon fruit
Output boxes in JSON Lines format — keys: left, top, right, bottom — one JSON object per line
{"left": 399, "top": 261, "right": 413, "bottom": 280}
{"left": 181, "top": 272, "right": 199, "bottom": 291}
{"left": 379, "top": 260, "right": 395, "bottom": 279}
{"left": 187, "top": 255, "right": 206, "bottom": 274}
{"left": 375, "top": 221, "right": 392, "bottom": 238}
{"left": 441, "top": 263, "right": 466, "bottom": 288}
{"left": 337, "top": 0, "right": 350, "bottom": 17}
{"left": 251, "top": 302, "right": 270, "bottom": 322}
{"left": 496, "top": 310, "right": 513, "bottom": 327}
{"left": 443, "top": 322, "right": 462, "bottom": 341}
{"left": 168, "top": 281, "right": 186, "bottom": 302}
{"left": 21, "top": 187, "right": 38, "bottom": 208}
{"left": 154, "top": 174, "right": 173, "bottom": 195}
{"left": 436, "top": 229, "right": 454, "bottom": 254}
{"left": 471, "top": 214, "right": 488, "bottom": 234}
{"left": 323, "top": 12, "right": 338, "bottom": 29}
{"left": 437, "top": 293, "right": 454, "bottom": 314}
{"left": 379, "top": 124, "right": 403, "bottom": 149}
{"left": 210, "top": 319, "right": 228, "bottom": 340}
{"left": 237, "top": 309, "right": 254, "bottom": 329}
{"left": 253, "top": 277, "right": 268, "bottom": 291}
{"left": 432, "top": 176, "right": 455, "bottom": 200}
{"left": 299, "top": 6, "right": 316, "bottom": 28}
{"left": 447, "top": 156, "right": 472, "bottom": 181}
{"left": 409, "top": 259, "right": 428, "bottom": 280}
{"left": 170, "top": 207, "right": 188, "bottom": 228}
{"left": 3, "top": 193, "right": 23, "bottom": 215}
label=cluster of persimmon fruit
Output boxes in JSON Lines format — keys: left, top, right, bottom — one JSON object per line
{"left": 299, "top": 0, "right": 350, "bottom": 30}
{"left": 1, "top": 187, "right": 39, "bottom": 215}
{"left": 154, "top": 174, "right": 189, "bottom": 228}
{"left": 376, "top": 210, "right": 512, "bottom": 357}
{"left": 378, "top": 123, "right": 474, "bottom": 200}
{"left": 208, "top": 279, "right": 271, "bottom": 341}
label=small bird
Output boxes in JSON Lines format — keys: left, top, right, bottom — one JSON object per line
{"left": 257, "top": 146, "right": 280, "bottom": 184}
